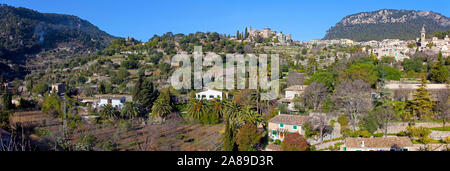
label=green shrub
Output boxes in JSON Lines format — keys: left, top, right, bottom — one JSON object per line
{"left": 397, "top": 131, "right": 408, "bottom": 137}
{"left": 34, "top": 128, "right": 50, "bottom": 137}
{"left": 359, "top": 130, "right": 372, "bottom": 138}
{"left": 429, "top": 126, "right": 450, "bottom": 131}
{"left": 373, "top": 133, "right": 384, "bottom": 137}
{"left": 274, "top": 139, "right": 282, "bottom": 145}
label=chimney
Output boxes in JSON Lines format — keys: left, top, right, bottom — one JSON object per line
{"left": 361, "top": 140, "right": 365, "bottom": 148}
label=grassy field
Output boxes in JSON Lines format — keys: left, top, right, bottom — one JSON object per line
{"left": 429, "top": 126, "right": 450, "bottom": 131}
{"left": 13, "top": 111, "right": 225, "bottom": 151}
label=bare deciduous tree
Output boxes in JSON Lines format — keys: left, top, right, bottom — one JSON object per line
{"left": 435, "top": 88, "right": 450, "bottom": 127}
{"left": 393, "top": 88, "right": 410, "bottom": 101}
{"left": 310, "top": 114, "right": 333, "bottom": 142}
{"left": 334, "top": 79, "right": 373, "bottom": 130}
{"left": 375, "top": 104, "right": 397, "bottom": 137}
{"left": 302, "top": 82, "right": 329, "bottom": 111}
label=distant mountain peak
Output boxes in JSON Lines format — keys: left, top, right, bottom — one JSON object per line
{"left": 324, "top": 9, "right": 450, "bottom": 41}
{"left": 338, "top": 9, "right": 449, "bottom": 27}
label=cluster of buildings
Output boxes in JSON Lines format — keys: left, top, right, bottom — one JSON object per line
{"left": 265, "top": 112, "right": 414, "bottom": 151}
{"left": 306, "top": 25, "right": 450, "bottom": 61}
{"left": 247, "top": 27, "right": 294, "bottom": 46}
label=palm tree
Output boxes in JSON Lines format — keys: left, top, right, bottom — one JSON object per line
{"left": 99, "top": 104, "right": 119, "bottom": 120}
{"left": 224, "top": 100, "right": 245, "bottom": 127}
{"left": 121, "top": 101, "right": 142, "bottom": 119}
{"left": 208, "top": 99, "right": 224, "bottom": 119}
{"left": 187, "top": 99, "right": 209, "bottom": 121}
{"left": 241, "top": 106, "right": 262, "bottom": 125}
{"left": 151, "top": 94, "right": 173, "bottom": 119}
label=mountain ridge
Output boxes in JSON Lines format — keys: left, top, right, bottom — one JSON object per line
{"left": 323, "top": 9, "right": 450, "bottom": 41}
{"left": 0, "top": 4, "right": 117, "bottom": 79}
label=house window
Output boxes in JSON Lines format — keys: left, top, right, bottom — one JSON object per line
{"left": 294, "top": 94, "right": 298, "bottom": 97}
{"left": 293, "top": 125, "right": 297, "bottom": 130}
{"left": 279, "top": 123, "right": 284, "bottom": 128}
{"left": 209, "top": 95, "right": 214, "bottom": 98}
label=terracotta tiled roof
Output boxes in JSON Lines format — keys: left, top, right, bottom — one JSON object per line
{"left": 280, "top": 98, "right": 292, "bottom": 103}
{"left": 268, "top": 114, "right": 310, "bottom": 126}
{"left": 345, "top": 137, "right": 413, "bottom": 148}
{"left": 285, "top": 85, "right": 307, "bottom": 91}
{"left": 265, "top": 144, "right": 282, "bottom": 151}
{"left": 97, "top": 95, "right": 125, "bottom": 100}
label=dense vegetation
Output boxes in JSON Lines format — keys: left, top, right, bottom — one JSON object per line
{"left": 0, "top": 4, "right": 116, "bottom": 79}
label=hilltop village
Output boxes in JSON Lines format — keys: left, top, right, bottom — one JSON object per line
{"left": 1, "top": 25, "right": 450, "bottom": 151}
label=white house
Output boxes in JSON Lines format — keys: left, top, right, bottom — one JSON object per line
{"left": 281, "top": 85, "right": 308, "bottom": 111}
{"left": 343, "top": 137, "right": 413, "bottom": 151}
{"left": 195, "top": 89, "right": 224, "bottom": 100}
{"left": 284, "top": 85, "right": 307, "bottom": 100}
{"left": 96, "top": 96, "right": 126, "bottom": 109}
{"left": 268, "top": 114, "right": 310, "bottom": 141}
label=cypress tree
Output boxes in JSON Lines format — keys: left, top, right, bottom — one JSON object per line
{"left": 244, "top": 27, "right": 248, "bottom": 39}
{"left": 139, "top": 79, "right": 159, "bottom": 111}
{"left": 222, "top": 118, "right": 236, "bottom": 151}
{"left": 2, "top": 89, "right": 13, "bottom": 110}
{"left": 132, "top": 74, "right": 144, "bottom": 102}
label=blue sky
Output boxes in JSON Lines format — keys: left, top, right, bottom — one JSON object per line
{"left": 3, "top": 0, "right": 450, "bottom": 41}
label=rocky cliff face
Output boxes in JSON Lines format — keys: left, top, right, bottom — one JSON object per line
{"left": 324, "top": 9, "right": 450, "bottom": 41}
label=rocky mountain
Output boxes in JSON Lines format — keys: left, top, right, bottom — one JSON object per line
{"left": 323, "top": 9, "right": 450, "bottom": 41}
{"left": 0, "top": 4, "right": 116, "bottom": 79}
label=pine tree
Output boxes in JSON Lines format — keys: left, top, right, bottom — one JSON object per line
{"left": 430, "top": 53, "right": 448, "bottom": 83}
{"left": 410, "top": 73, "right": 433, "bottom": 120}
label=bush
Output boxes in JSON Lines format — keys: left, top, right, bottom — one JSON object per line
{"left": 359, "top": 130, "right": 372, "bottom": 138}
{"left": 444, "top": 136, "right": 450, "bottom": 144}
{"left": 0, "top": 110, "right": 12, "bottom": 130}
{"left": 407, "top": 126, "right": 432, "bottom": 144}
{"left": 236, "top": 123, "right": 262, "bottom": 151}
{"left": 281, "top": 133, "right": 309, "bottom": 151}
{"left": 338, "top": 115, "right": 349, "bottom": 130}
{"left": 34, "top": 128, "right": 50, "bottom": 137}
{"left": 373, "top": 133, "right": 384, "bottom": 137}
{"left": 396, "top": 131, "right": 408, "bottom": 137}
{"left": 41, "top": 94, "right": 62, "bottom": 117}
{"left": 274, "top": 139, "right": 281, "bottom": 145}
